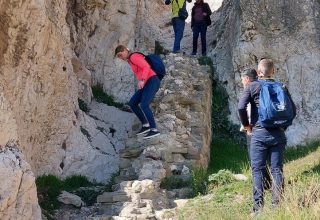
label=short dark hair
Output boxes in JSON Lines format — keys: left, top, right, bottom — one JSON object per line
{"left": 114, "top": 45, "right": 127, "bottom": 57}
{"left": 241, "top": 68, "right": 257, "bottom": 80}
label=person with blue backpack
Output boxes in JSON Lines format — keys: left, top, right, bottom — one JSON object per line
{"left": 115, "top": 45, "right": 166, "bottom": 139}
{"left": 239, "top": 68, "right": 271, "bottom": 190}
{"left": 238, "top": 59, "right": 296, "bottom": 215}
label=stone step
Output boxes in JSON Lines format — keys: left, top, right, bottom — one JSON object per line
{"left": 119, "top": 147, "right": 144, "bottom": 159}
{"left": 114, "top": 174, "right": 138, "bottom": 184}
{"left": 97, "top": 192, "right": 131, "bottom": 203}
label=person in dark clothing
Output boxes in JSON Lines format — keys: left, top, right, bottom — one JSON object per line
{"left": 191, "top": 0, "right": 212, "bottom": 56}
{"left": 239, "top": 68, "right": 272, "bottom": 190}
{"left": 238, "top": 59, "right": 296, "bottom": 215}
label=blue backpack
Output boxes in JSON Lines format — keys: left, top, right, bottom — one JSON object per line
{"left": 258, "top": 80, "right": 295, "bottom": 128}
{"left": 129, "top": 52, "right": 166, "bottom": 80}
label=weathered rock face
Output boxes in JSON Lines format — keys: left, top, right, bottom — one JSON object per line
{"left": 0, "top": 141, "right": 41, "bottom": 220}
{"left": 59, "top": 53, "right": 212, "bottom": 220}
{"left": 209, "top": 0, "right": 320, "bottom": 146}
{"left": 66, "top": 0, "right": 170, "bottom": 103}
{"left": 0, "top": 0, "right": 79, "bottom": 176}
{"left": 61, "top": 103, "right": 135, "bottom": 183}
{"left": 67, "top": 0, "right": 222, "bottom": 103}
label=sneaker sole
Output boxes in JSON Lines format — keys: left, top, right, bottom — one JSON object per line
{"left": 143, "top": 133, "right": 160, "bottom": 139}
{"left": 137, "top": 129, "right": 150, "bottom": 136}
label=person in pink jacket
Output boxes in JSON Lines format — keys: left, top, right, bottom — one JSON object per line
{"left": 115, "top": 45, "right": 160, "bottom": 139}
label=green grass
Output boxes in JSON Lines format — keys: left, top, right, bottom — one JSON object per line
{"left": 36, "top": 175, "right": 63, "bottom": 212}
{"left": 78, "top": 98, "right": 90, "bottom": 113}
{"left": 36, "top": 175, "right": 98, "bottom": 214}
{"left": 178, "top": 64, "right": 320, "bottom": 219}
{"left": 284, "top": 141, "right": 320, "bottom": 163}
{"left": 160, "top": 176, "right": 191, "bottom": 190}
{"left": 178, "top": 142, "right": 320, "bottom": 220}
{"left": 92, "top": 84, "right": 124, "bottom": 108}
{"left": 209, "top": 138, "right": 249, "bottom": 174}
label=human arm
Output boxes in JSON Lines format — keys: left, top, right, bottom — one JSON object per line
{"left": 238, "top": 86, "right": 252, "bottom": 129}
{"left": 129, "top": 54, "right": 151, "bottom": 89}
{"left": 203, "top": 3, "right": 212, "bottom": 16}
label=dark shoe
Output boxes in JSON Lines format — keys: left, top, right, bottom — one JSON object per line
{"left": 137, "top": 126, "right": 150, "bottom": 135}
{"left": 143, "top": 130, "right": 160, "bottom": 139}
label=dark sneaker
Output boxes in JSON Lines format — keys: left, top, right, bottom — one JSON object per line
{"left": 137, "top": 126, "right": 150, "bottom": 135}
{"left": 143, "top": 130, "right": 160, "bottom": 139}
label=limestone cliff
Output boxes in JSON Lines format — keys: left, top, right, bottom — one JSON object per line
{"left": 209, "top": 0, "right": 320, "bottom": 146}
{"left": 0, "top": 141, "right": 41, "bottom": 220}
{"left": 0, "top": 0, "right": 78, "bottom": 176}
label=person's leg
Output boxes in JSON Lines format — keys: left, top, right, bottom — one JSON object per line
{"left": 270, "top": 139, "right": 286, "bottom": 206}
{"left": 128, "top": 89, "right": 148, "bottom": 125}
{"left": 173, "top": 17, "right": 185, "bottom": 52}
{"left": 140, "top": 76, "right": 160, "bottom": 129}
{"left": 172, "top": 18, "right": 178, "bottom": 52}
{"left": 247, "top": 133, "right": 270, "bottom": 188}
{"left": 200, "top": 23, "right": 208, "bottom": 56}
{"left": 250, "top": 129, "right": 269, "bottom": 212}
{"left": 192, "top": 24, "right": 200, "bottom": 55}
{"left": 263, "top": 156, "right": 272, "bottom": 190}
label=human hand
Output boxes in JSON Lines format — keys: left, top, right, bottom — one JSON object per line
{"left": 137, "top": 80, "right": 145, "bottom": 89}
{"left": 244, "top": 125, "right": 253, "bottom": 136}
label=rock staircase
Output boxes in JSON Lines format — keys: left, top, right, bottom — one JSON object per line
{"left": 90, "top": 54, "right": 213, "bottom": 220}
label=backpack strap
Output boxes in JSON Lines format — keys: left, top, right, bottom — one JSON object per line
{"left": 128, "top": 52, "right": 145, "bottom": 67}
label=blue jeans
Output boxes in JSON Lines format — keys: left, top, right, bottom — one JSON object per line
{"left": 250, "top": 127, "right": 286, "bottom": 212}
{"left": 128, "top": 76, "right": 160, "bottom": 129}
{"left": 246, "top": 134, "right": 272, "bottom": 191}
{"left": 192, "top": 21, "right": 207, "bottom": 55}
{"left": 172, "top": 17, "right": 185, "bottom": 52}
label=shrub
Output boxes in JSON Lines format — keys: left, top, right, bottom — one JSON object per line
{"left": 36, "top": 175, "right": 99, "bottom": 214}
{"left": 92, "top": 84, "right": 123, "bottom": 108}
{"left": 208, "top": 169, "right": 236, "bottom": 186}
{"left": 191, "top": 168, "right": 208, "bottom": 196}
{"left": 78, "top": 98, "right": 90, "bottom": 113}
{"left": 160, "top": 176, "right": 191, "bottom": 190}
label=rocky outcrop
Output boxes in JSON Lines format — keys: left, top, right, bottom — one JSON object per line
{"left": 90, "top": 54, "right": 212, "bottom": 219}
{"left": 50, "top": 53, "right": 212, "bottom": 220}
{"left": 209, "top": 0, "right": 320, "bottom": 146}
{"left": 61, "top": 102, "right": 135, "bottom": 183}
{"left": 0, "top": 0, "right": 79, "bottom": 177}
{"left": 0, "top": 0, "right": 137, "bottom": 183}
{"left": 0, "top": 141, "right": 41, "bottom": 220}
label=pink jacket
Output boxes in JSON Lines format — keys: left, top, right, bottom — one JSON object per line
{"left": 127, "top": 53, "right": 156, "bottom": 82}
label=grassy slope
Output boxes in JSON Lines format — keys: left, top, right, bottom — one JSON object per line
{"left": 179, "top": 64, "right": 320, "bottom": 219}
{"left": 179, "top": 141, "right": 320, "bottom": 220}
